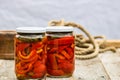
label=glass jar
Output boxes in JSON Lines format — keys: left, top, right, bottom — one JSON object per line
{"left": 46, "top": 26, "right": 75, "bottom": 77}
{"left": 15, "top": 27, "right": 47, "bottom": 80}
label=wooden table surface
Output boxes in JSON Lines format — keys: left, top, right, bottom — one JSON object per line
{"left": 0, "top": 49, "right": 120, "bottom": 80}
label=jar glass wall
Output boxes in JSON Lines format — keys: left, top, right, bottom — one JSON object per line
{"left": 46, "top": 26, "right": 75, "bottom": 77}
{"left": 15, "top": 27, "right": 47, "bottom": 80}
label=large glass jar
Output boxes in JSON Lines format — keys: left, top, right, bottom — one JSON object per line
{"left": 46, "top": 26, "right": 75, "bottom": 77}
{"left": 15, "top": 27, "right": 47, "bottom": 80}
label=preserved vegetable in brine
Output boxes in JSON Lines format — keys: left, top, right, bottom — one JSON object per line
{"left": 15, "top": 27, "right": 47, "bottom": 79}
{"left": 46, "top": 27, "right": 75, "bottom": 77}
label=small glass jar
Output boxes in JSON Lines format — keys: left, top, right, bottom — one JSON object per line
{"left": 15, "top": 27, "right": 47, "bottom": 80}
{"left": 46, "top": 26, "right": 75, "bottom": 77}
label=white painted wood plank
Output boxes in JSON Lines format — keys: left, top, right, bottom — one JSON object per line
{"left": 72, "top": 58, "right": 110, "bottom": 80}
{"left": 99, "top": 49, "right": 120, "bottom": 80}
{"left": 0, "top": 60, "right": 16, "bottom": 80}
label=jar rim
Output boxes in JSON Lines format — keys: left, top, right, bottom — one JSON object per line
{"left": 46, "top": 26, "right": 74, "bottom": 32}
{"left": 16, "top": 27, "right": 46, "bottom": 33}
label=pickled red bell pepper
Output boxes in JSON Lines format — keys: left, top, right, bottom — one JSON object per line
{"left": 32, "top": 61, "right": 46, "bottom": 78}
{"left": 61, "top": 50, "right": 71, "bottom": 60}
{"left": 49, "top": 45, "right": 68, "bottom": 53}
{"left": 55, "top": 54, "right": 65, "bottom": 59}
{"left": 15, "top": 38, "right": 47, "bottom": 79}
{"left": 65, "top": 48, "right": 74, "bottom": 58}
{"left": 47, "top": 54, "right": 58, "bottom": 70}
{"left": 47, "top": 36, "right": 74, "bottom": 76}
{"left": 18, "top": 50, "right": 36, "bottom": 60}
{"left": 18, "top": 54, "right": 38, "bottom": 62}
{"left": 16, "top": 55, "right": 38, "bottom": 74}
{"left": 48, "top": 37, "right": 74, "bottom": 45}
{"left": 16, "top": 62, "right": 33, "bottom": 74}
{"left": 31, "top": 42, "right": 43, "bottom": 50}
{"left": 47, "top": 69, "right": 64, "bottom": 76}
{"left": 16, "top": 43, "right": 30, "bottom": 51}
{"left": 59, "top": 61, "right": 74, "bottom": 74}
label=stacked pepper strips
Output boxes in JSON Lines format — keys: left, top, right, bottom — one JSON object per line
{"left": 47, "top": 36, "right": 75, "bottom": 77}
{"left": 15, "top": 36, "right": 47, "bottom": 79}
